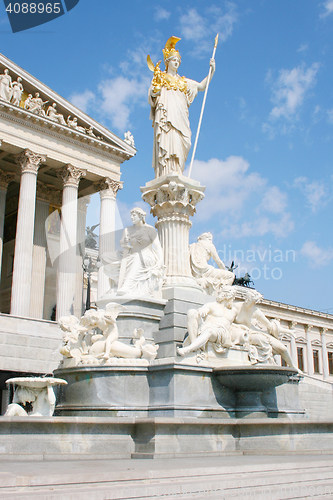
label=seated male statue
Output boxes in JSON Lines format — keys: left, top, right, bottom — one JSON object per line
{"left": 190, "top": 232, "right": 234, "bottom": 294}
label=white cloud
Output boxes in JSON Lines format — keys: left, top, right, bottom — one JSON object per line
{"left": 210, "top": 3, "right": 238, "bottom": 42}
{"left": 154, "top": 7, "right": 170, "bottom": 21}
{"left": 297, "top": 43, "right": 309, "bottom": 52}
{"left": 179, "top": 4, "right": 237, "bottom": 56}
{"left": 221, "top": 212, "right": 294, "bottom": 239}
{"left": 268, "top": 63, "right": 319, "bottom": 121}
{"left": 320, "top": 0, "right": 333, "bottom": 18}
{"left": 98, "top": 76, "right": 149, "bottom": 130}
{"left": 188, "top": 156, "right": 265, "bottom": 219}
{"left": 301, "top": 241, "right": 333, "bottom": 267}
{"left": 260, "top": 186, "right": 288, "bottom": 214}
{"left": 294, "top": 176, "right": 328, "bottom": 212}
{"left": 180, "top": 9, "right": 208, "bottom": 43}
{"left": 327, "top": 108, "right": 333, "bottom": 123}
{"left": 186, "top": 156, "right": 293, "bottom": 239}
{"left": 69, "top": 90, "right": 95, "bottom": 113}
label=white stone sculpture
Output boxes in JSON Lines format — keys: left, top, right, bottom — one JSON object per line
{"left": 148, "top": 37, "right": 215, "bottom": 178}
{"left": 5, "top": 377, "right": 67, "bottom": 417}
{"left": 86, "top": 126, "right": 96, "bottom": 137}
{"left": 124, "top": 131, "right": 135, "bottom": 147}
{"left": 26, "top": 92, "right": 48, "bottom": 115}
{"left": 190, "top": 232, "right": 235, "bottom": 294}
{"left": 47, "top": 103, "right": 66, "bottom": 125}
{"left": 67, "top": 116, "right": 86, "bottom": 133}
{"left": 102, "top": 207, "right": 165, "bottom": 297}
{"left": 0, "top": 69, "right": 13, "bottom": 102}
{"left": 233, "top": 289, "right": 299, "bottom": 370}
{"left": 59, "top": 303, "right": 159, "bottom": 367}
{"left": 177, "top": 286, "right": 300, "bottom": 369}
{"left": 177, "top": 286, "right": 243, "bottom": 358}
{"left": 11, "top": 77, "right": 24, "bottom": 106}
{"left": 24, "top": 93, "right": 33, "bottom": 110}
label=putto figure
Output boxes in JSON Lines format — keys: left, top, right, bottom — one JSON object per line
{"left": 148, "top": 37, "right": 215, "bottom": 178}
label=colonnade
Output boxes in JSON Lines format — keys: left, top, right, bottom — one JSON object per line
{"left": 0, "top": 147, "right": 122, "bottom": 321}
{"left": 282, "top": 321, "right": 332, "bottom": 380}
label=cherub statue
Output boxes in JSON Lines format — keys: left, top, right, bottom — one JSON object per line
{"left": 58, "top": 303, "right": 159, "bottom": 366}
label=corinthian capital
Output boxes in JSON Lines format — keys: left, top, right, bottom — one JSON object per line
{"left": 16, "top": 149, "right": 47, "bottom": 175}
{"left": 95, "top": 177, "right": 123, "bottom": 200}
{"left": 0, "top": 168, "right": 15, "bottom": 189}
{"left": 59, "top": 164, "right": 86, "bottom": 188}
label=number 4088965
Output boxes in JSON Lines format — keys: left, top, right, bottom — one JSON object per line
{"left": 6, "top": 3, "right": 62, "bottom": 14}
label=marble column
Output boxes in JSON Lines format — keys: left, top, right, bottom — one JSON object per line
{"left": 56, "top": 165, "right": 86, "bottom": 319}
{"left": 96, "top": 177, "right": 122, "bottom": 299}
{"left": 74, "top": 196, "right": 90, "bottom": 317}
{"left": 288, "top": 321, "right": 298, "bottom": 368}
{"left": 0, "top": 170, "right": 15, "bottom": 279}
{"left": 305, "top": 324, "right": 314, "bottom": 376}
{"left": 29, "top": 198, "right": 49, "bottom": 319}
{"left": 141, "top": 174, "right": 205, "bottom": 289}
{"left": 10, "top": 150, "right": 46, "bottom": 317}
{"left": 320, "top": 328, "right": 329, "bottom": 380}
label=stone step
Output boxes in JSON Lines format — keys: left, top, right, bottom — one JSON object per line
{"left": 0, "top": 456, "right": 332, "bottom": 500}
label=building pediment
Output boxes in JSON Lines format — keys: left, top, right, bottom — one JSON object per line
{"left": 0, "top": 53, "right": 136, "bottom": 160}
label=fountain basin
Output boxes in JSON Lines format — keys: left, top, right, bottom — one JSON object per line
{"left": 214, "top": 365, "right": 302, "bottom": 418}
{"left": 214, "top": 365, "right": 299, "bottom": 391}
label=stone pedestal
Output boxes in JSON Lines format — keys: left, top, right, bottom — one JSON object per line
{"left": 96, "top": 295, "right": 166, "bottom": 344}
{"left": 141, "top": 173, "right": 205, "bottom": 290}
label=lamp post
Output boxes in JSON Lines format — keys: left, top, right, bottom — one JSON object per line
{"left": 82, "top": 254, "right": 101, "bottom": 312}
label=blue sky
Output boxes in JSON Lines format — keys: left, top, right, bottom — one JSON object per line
{"left": 0, "top": 0, "right": 333, "bottom": 312}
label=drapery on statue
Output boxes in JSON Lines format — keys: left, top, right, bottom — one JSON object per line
{"left": 102, "top": 207, "right": 165, "bottom": 297}
{"left": 148, "top": 37, "right": 215, "bottom": 178}
{"left": 177, "top": 286, "right": 244, "bottom": 358}
{"left": 190, "top": 232, "right": 235, "bottom": 294}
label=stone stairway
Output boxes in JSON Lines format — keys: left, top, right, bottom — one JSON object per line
{"left": 0, "top": 455, "right": 332, "bottom": 499}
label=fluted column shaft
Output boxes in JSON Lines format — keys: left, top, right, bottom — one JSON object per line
{"left": 156, "top": 215, "right": 192, "bottom": 282}
{"left": 56, "top": 165, "right": 86, "bottom": 319}
{"left": 97, "top": 178, "right": 121, "bottom": 299}
{"left": 11, "top": 150, "right": 46, "bottom": 317}
{"left": 0, "top": 170, "right": 15, "bottom": 279}
{"left": 321, "top": 328, "right": 329, "bottom": 380}
{"left": 29, "top": 198, "right": 49, "bottom": 318}
{"left": 305, "top": 325, "right": 314, "bottom": 376}
{"left": 75, "top": 196, "right": 90, "bottom": 316}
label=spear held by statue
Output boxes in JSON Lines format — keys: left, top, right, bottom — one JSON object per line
{"left": 188, "top": 34, "right": 219, "bottom": 179}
